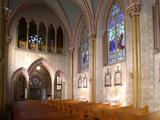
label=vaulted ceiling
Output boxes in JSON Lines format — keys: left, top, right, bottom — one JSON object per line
{"left": 7, "top": 0, "right": 130, "bottom": 47}
{"left": 8, "top": 0, "right": 103, "bottom": 33}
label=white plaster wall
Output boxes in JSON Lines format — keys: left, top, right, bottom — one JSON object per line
{"left": 8, "top": 5, "right": 71, "bottom": 102}
{"left": 140, "top": 0, "right": 155, "bottom": 111}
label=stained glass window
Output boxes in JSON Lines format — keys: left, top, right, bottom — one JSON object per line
{"left": 17, "top": 17, "right": 65, "bottom": 54}
{"left": 38, "top": 22, "right": 46, "bottom": 51}
{"left": 80, "top": 28, "right": 89, "bottom": 71}
{"left": 28, "top": 20, "right": 37, "bottom": 50}
{"left": 107, "top": 2, "right": 125, "bottom": 64}
{"left": 18, "top": 17, "right": 27, "bottom": 48}
{"left": 57, "top": 26, "right": 63, "bottom": 54}
{"left": 48, "top": 24, "right": 55, "bottom": 53}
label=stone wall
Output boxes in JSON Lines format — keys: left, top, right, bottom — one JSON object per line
{"left": 140, "top": 0, "right": 155, "bottom": 111}
{"left": 95, "top": 0, "right": 133, "bottom": 105}
{"left": 7, "top": 4, "right": 71, "bottom": 103}
{"left": 0, "top": 0, "right": 4, "bottom": 111}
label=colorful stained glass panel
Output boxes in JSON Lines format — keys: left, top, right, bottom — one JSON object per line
{"left": 107, "top": 2, "right": 125, "bottom": 64}
{"left": 80, "top": 28, "right": 89, "bottom": 71}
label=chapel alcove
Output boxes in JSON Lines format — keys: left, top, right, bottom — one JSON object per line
{"left": 29, "top": 64, "right": 51, "bottom": 100}
{"left": 14, "top": 74, "right": 26, "bottom": 101}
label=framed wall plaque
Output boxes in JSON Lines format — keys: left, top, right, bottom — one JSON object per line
{"left": 104, "top": 68, "right": 112, "bottom": 87}
{"left": 83, "top": 74, "right": 87, "bottom": 88}
{"left": 78, "top": 75, "right": 82, "bottom": 88}
{"left": 114, "top": 66, "right": 122, "bottom": 86}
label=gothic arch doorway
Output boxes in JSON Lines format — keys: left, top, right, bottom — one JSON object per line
{"left": 11, "top": 67, "right": 28, "bottom": 102}
{"left": 15, "top": 74, "right": 27, "bottom": 101}
{"left": 28, "top": 58, "right": 55, "bottom": 98}
{"left": 29, "top": 64, "right": 52, "bottom": 100}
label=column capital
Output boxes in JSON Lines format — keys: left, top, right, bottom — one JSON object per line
{"left": 150, "top": 0, "right": 157, "bottom": 7}
{"left": 68, "top": 47, "right": 74, "bottom": 53}
{"left": 88, "top": 32, "right": 96, "bottom": 41}
{"left": 127, "top": 3, "right": 141, "bottom": 16}
{"left": 3, "top": 7, "right": 11, "bottom": 20}
{"left": 6, "top": 35, "right": 12, "bottom": 45}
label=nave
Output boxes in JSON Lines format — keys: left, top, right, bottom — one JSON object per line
{"left": 13, "top": 100, "right": 160, "bottom": 120}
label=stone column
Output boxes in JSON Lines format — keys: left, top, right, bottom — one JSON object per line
{"left": 3, "top": 1, "right": 12, "bottom": 110}
{"left": 45, "top": 24, "right": 48, "bottom": 52}
{"left": 69, "top": 47, "right": 74, "bottom": 100}
{"left": 88, "top": 33, "right": 96, "bottom": 102}
{"left": 26, "top": 20, "right": 29, "bottom": 49}
{"left": 0, "top": 0, "right": 5, "bottom": 112}
{"left": 127, "top": 2, "right": 141, "bottom": 108}
{"left": 151, "top": 0, "right": 159, "bottom": 51}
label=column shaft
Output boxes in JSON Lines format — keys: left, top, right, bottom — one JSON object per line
{"left": 127, "top": 3, "right": 141, "bottom": 108}
{"left": 88, "top": 33, "right": 96, "bottom": 102}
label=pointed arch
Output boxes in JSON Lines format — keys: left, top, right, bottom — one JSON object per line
{"left": 57, "top": 26, "right": 64, "bottom": 54}
{"left": 10, "top": 67, "right": 28, "bottom": 103}
{"left": 38, "top": 22, "right": 46, "bottom": 51}
{"left": 103, "top": 0, "right": 127, "bottom": 29}
{"left": 73, "top": 15, "right": 89, "bottom": 72}
{"left": 28, "top": 58, "right": 55, "bottom": 79}
{"left": 7, "top": 0, "right": 72, "bottom": 44}
{"left": 11, "top": 67, "right": 28, "bottom": 82}
{"left": 17, "top": 17, "right": 27, "bottom": 48}
{"left": 48, "top": 24, "right": 55, "bottom": 53}
{"left": 73, "top": 0, "right": 94, "bottom": 33}
{"left": 55, "top": 70, "right": 68, "bottom": 99}
{"left": 28, "top": 58, "right": 55, "bottom": 98}
{"left": 73, "top": 15, "right": 88, "bottom": 48}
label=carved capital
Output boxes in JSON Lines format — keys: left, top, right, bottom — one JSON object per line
{"left": 151, "top": 0, "right": 157, "bottom": 7}
{"left": 127, "top": 3, "right": 141, "bottom": 16}
{"left": 68, "top": 47, "right": 74, "bottom": 53}
{"left": 3, "top": 7, "right": 11, "bottom": 20}
{"left": 6, "top": 35, "right": 12, "bottom": 45}
{"left": 129, "top": 0, "right": 141, "bottom": 4}
{"left": 88, "top": 32, "right": 96, "bottom": 41}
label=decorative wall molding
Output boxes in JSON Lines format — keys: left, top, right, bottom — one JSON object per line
{"left": 151, "top": 0, "right": 157, "bottom": 6}
{"left": 88, "top": 32, "right": 96, "bottom": 41}
{"left": 68, "top": 47, "right": 74, "bottom": 54}
{"left": 127, "top": 3, "right": 141, "bottom": 16}
{"left": 3, "top": 7, "right": 11, "bottom": 20}
{"left": 6, "top": 35, "right": 12, "bottom": 45}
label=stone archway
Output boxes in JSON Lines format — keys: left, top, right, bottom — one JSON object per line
{"left": 28, "top": 58, "right": 55, "bottom": 99}
{"left": 11, "top": 67, "right": 28, "bottom": 103}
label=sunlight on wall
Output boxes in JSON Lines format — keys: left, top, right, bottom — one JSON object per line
{"left": 103, "top": 63, "right": 127, "bottom": 105}
{"left": 77, "top": 72, "right": 89, "bottom": 101}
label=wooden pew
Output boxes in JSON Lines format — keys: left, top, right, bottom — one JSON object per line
{"left": 13, "top": 100, "right": 77, "bottom": 120}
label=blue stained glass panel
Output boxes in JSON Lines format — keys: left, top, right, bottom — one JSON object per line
{"left": 107, "top": 2, "right": 125, "bottom": 64}
{"left": 80, "top": 28, "right": 89, "bottom": 71}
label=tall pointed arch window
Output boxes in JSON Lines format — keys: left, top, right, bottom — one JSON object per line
{"left": 48, "top": 24, "right": 55, "bottom": 53}
{"left": 107, "top": 2, "right": 125, "bottom": 64}
{"left": 38, "top": 22, "right": 46, "bottom": 51}
{"left": 79, "top": 27, "right": 89, "bottom": 72}
{"left": 57, "top": 26, "right": 63, "bottom": 54}
{"left": 17, "top": 17, "right": 65, "bottom": 54}
{"left": 54, "top": 74, "right": 62, "bottom": 99}
{"left": 18, "top": 17, "right": 27, "bottom": 48}
{"left": 28, "top": 20, "right": 37, "bottom": 50}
